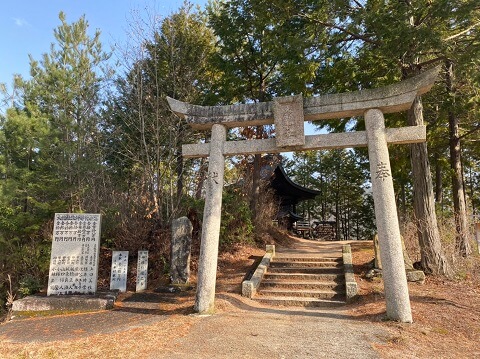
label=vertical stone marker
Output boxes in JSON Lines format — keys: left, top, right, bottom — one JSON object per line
{"left": 47, "top": 213, "right": 101, "bottom": 296}
{"left": 171, "top": 217, "right": 193, "bottom": 285}
{"left": 136, "top": 250, "right": 148, "bottom": 292}
{"left": 110, "top": 251, "right": 129, "bottom": 292}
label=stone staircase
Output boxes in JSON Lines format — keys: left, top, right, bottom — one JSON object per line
{"left": 253, "top": 254, "right": 347, "bottom": 307}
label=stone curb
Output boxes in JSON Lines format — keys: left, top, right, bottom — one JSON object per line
{"left": 342, "top": 244, "right": 358, "bottom": 302}
{"left": 242, "top": 245, "right": 275, "bottom": 298}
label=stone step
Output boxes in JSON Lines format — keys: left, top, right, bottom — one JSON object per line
{"left": 270, "top": 261, "right": 343, "bottom": 268}
{"left": 250, "top": 250, "right": 348, "bottom": 308}
{"left": 258, "top": 288, "right": 345, "bottom": 300}
{"left": 267, "top": 266, "right": 344, "bottom": 275}
{"left": 254, "top": 295, "right": 346, "bottom": 308}
{"left": 272, "top": 256, "right": 341, "bottom": 263}
{"left": 260, "top": 280, "right": 345, "bottom": 291}
{"left": 263, "top": 272, "right": 345, "bottom": 282}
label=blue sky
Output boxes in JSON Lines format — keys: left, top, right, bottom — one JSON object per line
{"left": 0, "top": 0, "right": 320, "bottom": 136}
{"left": 0, "top": 0, "right": 208, "bottom": 93}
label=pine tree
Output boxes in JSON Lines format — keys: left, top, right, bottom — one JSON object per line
{"left": 24, "top": 11, "right": 111, "bottom": 212}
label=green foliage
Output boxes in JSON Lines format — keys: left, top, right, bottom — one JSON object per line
{"left": 24, "top": 11, "right": 112, "bottom": 213}
{"left": 301, "top": 0, "right": 480, "bottom": 247}
{"left": 18, "top": 275, "right": 42, "bottom": 297}
{"left": 207, "top": 0, "right": 330, "bottom": 222}
{"left": 0, "top": 12, "right": 111, "bottom": 311}
{"left": 208, "top": 0, "right": 325, "bottom": 102}
{"left": 220, "top": 186, "right": 254, "bottom": 246}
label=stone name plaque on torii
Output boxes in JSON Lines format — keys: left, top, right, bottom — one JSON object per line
{"left": 47, "top": 213, "right": 101, "bottom": 296}
{"left": 273, "top": 94, "right": 305, "bottom": 149}
{"left": 168, "top": 67, "right": 441, "bottom": 322}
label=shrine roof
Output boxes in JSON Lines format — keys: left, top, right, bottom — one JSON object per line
{"left": 271, "top": 165, "right": 320, "bottom": 205}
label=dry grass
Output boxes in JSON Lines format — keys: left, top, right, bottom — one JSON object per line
{"left": 348, "top": 241, "right": 480, "bottom": 359}
{"left": 0, "top": 314, "right": 198, "bottom": 359}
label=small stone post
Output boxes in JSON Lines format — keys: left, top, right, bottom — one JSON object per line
{"left": 365, "top": 109, "right": 412, "bottom": 323}
{"left": 194, "top": 124, "right": 226, "bottom": 314}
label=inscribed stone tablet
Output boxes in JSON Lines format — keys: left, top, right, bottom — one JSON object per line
{"left": 136, "top": 250, "right": 148, "bottom": 292}
{"left": 110, "top": 251, "right": 129, "bottom": 292}
{"left": 273, "top": 94, "right": 305, "bottom": 148}
{"left": 47, "top": 213, "right": 101, "bottom": 296}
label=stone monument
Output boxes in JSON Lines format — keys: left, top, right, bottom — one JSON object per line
{"left": 171, "top": 217, "right": 193, "bottom": 285}
{"left": 47, "top": 213, "right": 101, "bottom": 296}
{"left": 110, "top": 251, "right": 129, "bottom": 292}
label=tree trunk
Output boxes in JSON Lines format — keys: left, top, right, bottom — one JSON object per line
{"left": 250, "top": 153, "right": 262, "bottom": 219}
{"left": 445, "top": 60, "right": 472, "bottom": 257}
{"left": 400, "top": 182, "right": 407, "bottom": 224}
{"left": 195, "top": 159, "right": 207, "bottom": 200}
{"left": 175, "top": 147, "right": 184, "bottom": 214}
{"left": 335, "top": 192, "right": 340, "bottom": 241}
{"left": 408, "top": 96, "right": 452, "bottom": 275}
{"left": 250, "top": 123, "right": 265, "bottom": 220}
{"left": 434, "top": 154, "right": 443, "bottom": 204}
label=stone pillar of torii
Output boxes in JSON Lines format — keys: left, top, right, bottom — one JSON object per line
{"left": 167, "top": 67, "right": 440, "bottom": 322}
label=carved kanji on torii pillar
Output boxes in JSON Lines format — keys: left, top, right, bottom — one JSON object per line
{"left": 167, "top": 67, "right": 440, "bottom": 322}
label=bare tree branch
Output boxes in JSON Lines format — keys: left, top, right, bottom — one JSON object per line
{"left": 444, "top": 21, "right": 480, "bottom": 42}
{"left": 459, "top": 124, "right": 480, "bottom": 141}
{"left": 298, "top": 13, "right": 381, "bottom": 46}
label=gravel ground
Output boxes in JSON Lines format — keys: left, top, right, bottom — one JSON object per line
{"left": 160, "top": 296, "right": 387, "bottom": 359}
{"left": 0, "top": 292, "right": 388, "bottom": 358}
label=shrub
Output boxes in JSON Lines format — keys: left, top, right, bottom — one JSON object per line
{"left": 220, "top": 186, "right": 254, "bottom": 247}
{"left": 18, "top": 275, "right": 42, "bottom": 297}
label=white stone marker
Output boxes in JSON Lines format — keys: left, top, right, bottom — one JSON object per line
{"left": 47, "top": 213, "right": 101, "bottom": 296}
{"left": 365, "top": 108, "right": 412, "bottom": 323}
{"left": 136, "top": 250, "right": 148, "bottom": 292}
{"left": 110, "top": 251, "right": 129, "bottom": 292}
{"left": 194, "top": 124, "right": 226, "bottom": 314}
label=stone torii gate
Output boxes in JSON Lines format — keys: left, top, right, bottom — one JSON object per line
{"left": 167, "top": 67, "right": 440, "bottom": 322}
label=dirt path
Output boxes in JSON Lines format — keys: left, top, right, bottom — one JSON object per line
{"left": 0, "top": 294, "right": 387, "bottom": 358}
{"left": 159, "top": 297, "right": 386, "bottom": 359}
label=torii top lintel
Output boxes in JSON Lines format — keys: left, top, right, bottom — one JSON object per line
{"left": 167, "top": 67, "right": 440, "bottom": 131}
